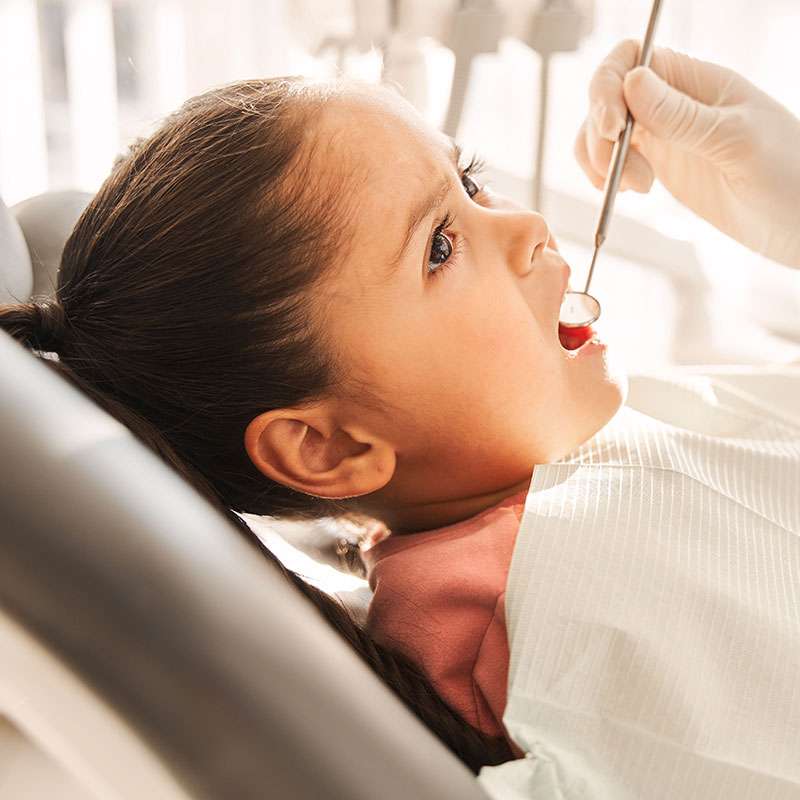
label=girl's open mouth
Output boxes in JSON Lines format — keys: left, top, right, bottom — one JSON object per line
{"left": 558, "top": 322, "right": 594, "bottom": 351}
{"left": 557, "top": 282, "right": 604, "bottom": 353}
{"left": 558, "top": 322, "right": 607, "bottom": 355}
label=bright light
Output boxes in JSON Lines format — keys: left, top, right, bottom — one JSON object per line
{"left": 63, "top": 0, "right": 119, "bottom": 193}
{"left": 0, "top": 0, "right": 48, "bottom": 205}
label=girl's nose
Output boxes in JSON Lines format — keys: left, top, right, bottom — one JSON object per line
{"left": 480, "top": 190, "right": 551, "bottom": 277}
{"left": 505, "top": 210, "right": 550, "bottom": 279}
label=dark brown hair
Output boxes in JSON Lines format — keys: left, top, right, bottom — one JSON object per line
{"left": 0, "top": 77, "right": 514, "bottom": 773}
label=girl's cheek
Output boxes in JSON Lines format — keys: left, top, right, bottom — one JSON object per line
{"left": 512, "top": 278, "right": 550, "bottom": 328}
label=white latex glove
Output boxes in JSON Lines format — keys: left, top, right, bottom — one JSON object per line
{"left": 574, "top": 39, "right": 800, "bottom": 268}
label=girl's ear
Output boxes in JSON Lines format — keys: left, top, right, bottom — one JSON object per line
{"left": 243, "top": 408, "right": 396, "bottom": 500}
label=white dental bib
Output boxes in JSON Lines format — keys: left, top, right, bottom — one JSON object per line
{"left": 479, "top": 367, "right": 800, "bottom": 800}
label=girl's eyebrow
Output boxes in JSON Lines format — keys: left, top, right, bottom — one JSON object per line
{"left": 383, "top": 140, "right": 462, "bottom": 280}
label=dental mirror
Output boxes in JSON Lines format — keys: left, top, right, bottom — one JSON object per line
{"left": 558, "top": 290, "right": 601, "bottom": 350}
{"left": 557, "top": 0, "right": 664, "bottom": 342}
{"left": 559, "top": 290, "right": 601, "bottom": 329}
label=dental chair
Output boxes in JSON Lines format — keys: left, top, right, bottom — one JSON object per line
{"left": 0, "top": 192, "right": 493, "bottom": 800}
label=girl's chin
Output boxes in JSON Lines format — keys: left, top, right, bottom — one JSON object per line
{"left": 569, "top": 381, "right": 628, "bottom": 453}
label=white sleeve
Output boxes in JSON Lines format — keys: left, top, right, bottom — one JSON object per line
{"left": 479, "top": 743, "right": 616, "bottom": 799}
{"left": 478, "top": 754, "right": 560, "bottom": 800}
{"left": 626, "top": 364, "right": 800, "bottom": 429}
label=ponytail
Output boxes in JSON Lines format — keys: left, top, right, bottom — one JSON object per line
{"left": 1, "top": 298, "right": 68, "bottom": 356}
{"left": 0, "top": 299, "right": 515, "bottom": 773}
{"left": 0, "top": 298, "right": 228, "bottom": 507}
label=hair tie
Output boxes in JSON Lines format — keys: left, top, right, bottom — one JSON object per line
{"left": 31, "top": 299, "right": 67, "bottom": 354}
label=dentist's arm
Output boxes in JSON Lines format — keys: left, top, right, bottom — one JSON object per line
{"left": 574, "top": 39, "right": 800, "bottom": 268}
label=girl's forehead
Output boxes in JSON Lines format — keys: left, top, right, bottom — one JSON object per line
{"left": 308, "top": 88, "right": 454, "bottom": 290}
{"left": 318, "top": 86, "right": 449, "bottom": 176}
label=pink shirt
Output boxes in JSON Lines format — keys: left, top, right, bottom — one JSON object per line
{"left": 363, "top": 488, "right": 528, "bottom": 757}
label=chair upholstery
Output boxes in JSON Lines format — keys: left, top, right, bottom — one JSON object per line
{"left": 11, "top": 190, "right": 93, "bottom": 300}
{"left": 0, "top": 194, "right": 32, "bottom": 305}
{"left": 1, "top": 190, "right": 92, "bottom": 304}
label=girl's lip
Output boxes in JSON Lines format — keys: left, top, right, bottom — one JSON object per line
{"left": 555, "top": 264, "right": 571, "bottom": 323}
{"left": 576, "top": 335, "right": 607, "bottom": 355}
{"left": 561, "top": 264, "right": 572, "bottom": 297}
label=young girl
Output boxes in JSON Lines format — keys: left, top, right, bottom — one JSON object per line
{"left": 4, "top": 56, "right": 798, "bottom": 789}
{"left": 3, "top": 73, "right": 622, "bottom": 772}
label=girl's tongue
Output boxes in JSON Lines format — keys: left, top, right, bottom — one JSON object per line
{"left": 558, "top": 323, "right": 594, "bottom": 351}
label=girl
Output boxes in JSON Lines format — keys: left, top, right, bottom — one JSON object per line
{"left": 0, "top": 48, "right": 797, "bottom": 788}
{"left": 2, "top": 74, "right": 623, "bottom": 772}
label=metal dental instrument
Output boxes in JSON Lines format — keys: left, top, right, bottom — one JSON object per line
{"left": 559, "top": 0, "right": 665, "bottom": 331}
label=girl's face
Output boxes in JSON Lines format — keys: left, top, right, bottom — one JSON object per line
{"left": 247, "top": 83, "right": 627, "bottom": 533}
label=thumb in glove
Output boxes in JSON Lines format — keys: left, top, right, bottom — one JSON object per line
{"left": 622, "top": 65, "right": 721, "bottom": 153}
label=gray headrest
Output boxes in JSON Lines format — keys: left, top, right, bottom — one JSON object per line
{"left": 0, "top": 194, "right": 32, "bottom": 304}
{"left": 0, "top": 330, "right": 490, "bottom": 800}
{"left": 10, "top": 190, "right": 93, "bottom": 300}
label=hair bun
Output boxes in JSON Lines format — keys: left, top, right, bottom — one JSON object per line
{"left": 31, "top": 299, "right": 67, "bottom": 353}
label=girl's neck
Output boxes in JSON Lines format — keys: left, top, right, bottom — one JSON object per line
{"left": 362, "top": 475, "right": 532, "bottom": 536}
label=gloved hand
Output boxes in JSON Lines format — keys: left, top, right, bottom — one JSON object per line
{"left": 574, "top": 39, "right": 800, "bottom": 268}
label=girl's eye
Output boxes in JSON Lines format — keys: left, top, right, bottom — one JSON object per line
{"left": 429, "top": 229, "right": 452, "bottom": 266}
{"left": 425, "top": 153, "right": 485, "bottom": 279}
{"left": 462, "top": 172, "right": 480, "bottom": 199}
{"left": 460, "top": 153, "right": 486, "bottom": 199}
{"left": 426, "top": 212, "right": 456, "bottom": 279}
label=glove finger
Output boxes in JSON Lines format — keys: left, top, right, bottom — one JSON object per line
{"left": 649, "top": 46, "right": 740, "bottom": 106}
{"left": 624, "top": 66, "right": 721, "bottom": 152}
{"left": 588, "top": 42, "right": 734, "bottom": 142}
{"left": 588, "top": 38, "right": 639, "bottom": 140}
{"left": 585, "top": 116, "right": 614, "bottom": 176}
{"left": 586, "top": 116, "right": 654, "bottom": 192}
{"left": 573, "top": 119, "right": 606, "bottom": 190}
{"left": 621, "top": 145, "right": 655, "bottom": 192}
